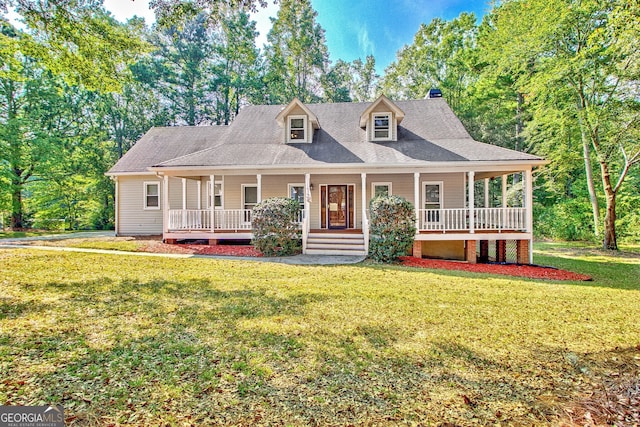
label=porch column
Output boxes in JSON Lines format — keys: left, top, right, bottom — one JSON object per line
{"left": 197, "top": 180, "right": 201, "bottom": 209}
{"left": 181, "top": 178, "right": 187, "bottom": 210}
{"left": 525, "top": 168, "right": 534, "bottom": 264}
{"left": 256, "top": 174, "right": 262, "bottom": 203}
{"left": 502, "top": 174, "right": 508, "bottom": 231}
{"left": 304, "top": 173, "right": 311, "bottom": 254}
{"left": 209, "top": 175, "right": 215, "bottom": 234}
{"left": 484, "top": 178, "right": 490, "bottom": 208}
{"left": 468, "top": 171, "right": 475, "bottom": 233}
{"left": 361, "top": 173, "right": 368, "bottom": 253}
{"left": 502, "top": 175, "right": 508, "bottom": 208}
{"left": 163, "top": 175, "right": 169, "bottom": 235}
{"left": 414, "top": 172, "right": 420, "bottom": 229}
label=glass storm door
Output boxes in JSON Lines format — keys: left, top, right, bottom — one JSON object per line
{"left": 328, "top": 185, "right": 348, "bottom": 229}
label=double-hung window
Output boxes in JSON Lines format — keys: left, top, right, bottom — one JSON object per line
{"left": 144, "top": 182, "right": 160, "bottom": 210}
{"left": 208, "top": 181, "right": 223, "bottom": 209}
{"left": 372, "top": 182, "right": 392, "bottom": 198}
{"left": 372, "top": 113, "right": 391, "bottom": 140}
{"left": 242, "top": 184, "right": 258, "bottom": 223}
{"left": 423, "top": 182, "right": 443, "bottom": 222}
{"left": 288, "top": 115, "right": 307, "bottom": 142}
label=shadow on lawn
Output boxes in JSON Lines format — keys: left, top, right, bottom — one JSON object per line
{"left": 3, "top": 275, "right": 618, "bottom": 425}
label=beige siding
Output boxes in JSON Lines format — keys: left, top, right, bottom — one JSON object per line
{"left": 262, "top": 175, "right": 306, "bottom": 200}
{"left": 223, "top": 175, "right": 257, "bottom": 209}
{"left": 116, "top": 176, "right": 163, "bottom": 235}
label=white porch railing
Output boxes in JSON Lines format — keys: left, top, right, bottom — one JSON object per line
{"left": 474, "top": 207, "right": 526, "bottom": 231}
{"left": 417, "top": 208, "right": 527, "bottom": 232}
{"left": 168, "top": 209, "right": 305, "bottom": 231}
{"left": 418, "top": 208, "right": 469, "bottom": 231}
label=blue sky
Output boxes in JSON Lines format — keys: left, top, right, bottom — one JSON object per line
{"left": 102, "top": 0, "right": 490, "bottom": 73}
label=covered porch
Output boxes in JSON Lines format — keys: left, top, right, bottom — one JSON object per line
{"left": 159, "top": 167, "right": 535, "bottom": 262}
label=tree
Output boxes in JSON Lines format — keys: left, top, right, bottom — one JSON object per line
{"left": 213, "top": 9, "right": 261, "bottom": 124}
{"left": 483, "top": 0, "right": 640, "bottom": 249}
{"left": 3, "top": 1, "right": 148, "bottom": 93}
{"left": 263, "top": 0, "right": 329, "bottom": 104}
{"left": 378, "top": 13, "right": 477, "bottom": 110}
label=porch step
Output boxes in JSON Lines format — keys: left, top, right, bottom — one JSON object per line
{"left": 305, "top": 232, "right": 367, "bottom": 256}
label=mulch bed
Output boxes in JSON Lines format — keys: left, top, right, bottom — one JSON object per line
{"left": 140, "top": 242, "right": 263, "bottom": 257}
{"left": 399, "top": 256, "right": 592, "bottom": 281}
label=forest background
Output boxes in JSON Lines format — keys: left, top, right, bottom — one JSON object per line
{"left": 0, "top": 0, "right": 638, "bottom": 250}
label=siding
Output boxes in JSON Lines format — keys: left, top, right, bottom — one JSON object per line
{"left": 117, "top": 176, "right": 163, "bottom": 235}
{"left": 117, "top": 172, "right": 466, "bottom": 235}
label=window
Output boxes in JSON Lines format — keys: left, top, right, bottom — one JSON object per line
{"left": 372, "top": 182, "right": 392, "bottom": 198}
{"left": 208, "top": 181, "right": 223, "bottom": 209}
{"left": 372, "top": 113, "right": 391, "bottom": 140}
{"left": 423, "top": 182, "right": 443, "bottom": 222}
{"left": 144, "top": 182, "right": 160, "bottom": 210}
{"left": 242, "top": 185, "right": 258, "bottom": 223}
{"left": 288, "top": 115, "right": 307, "bottom": 142}
{"left": 289, "top": 184, "right": 305, "bottom": 208}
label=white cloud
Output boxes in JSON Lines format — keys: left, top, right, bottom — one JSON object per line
{"left": 357, "top": 24, "right": 375, "bottom": 57}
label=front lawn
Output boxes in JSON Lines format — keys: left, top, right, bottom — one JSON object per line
{"left": 0, "top": 244, "right": 638, "bottom": 425}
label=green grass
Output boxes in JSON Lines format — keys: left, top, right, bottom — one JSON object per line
{"left": 0, "top": 230, "right": 75, "bottom": 239}
{"left": 0, "top": 243, "right": 638, "bottom": 425}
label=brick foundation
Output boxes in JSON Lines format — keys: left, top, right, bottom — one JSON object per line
{"left": 165, "top": 238, "right": 177, "bottom": 245}
{"left": 516, "top": 239, "right": 530, "bottom": 264}
{"left": 412, "top": 240, "right": 422, "bottom": 258}
{"left": 479, "top": 240, "right": 489, "bottom": 263}
{"left": 465, "top": 240, "right": 477, "bottom": 264}
{"left": 495, "top": 240, "right": 507, "bottom": 263}
{"left": 208, "top": 239, "right": 218, "bottom": 246}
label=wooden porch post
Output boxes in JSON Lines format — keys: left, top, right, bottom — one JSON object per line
{"left": 197, "top": 180, "right": 201, "bottom": 209}
{"left": 303, "top": 173, "right": 311, "bottom": 254}
{"left": 257, "top": 174, "right": 262, "bottom": 203}
{"left": 361, "top": 172, "right": 368, "bottom": 253}
{"left": 209, "top": 175, "right": 215, "bottom": 234}
{"left": 414, "top": 172, "right": 420, "bottom": 228}
{"left": 468, "top": 171, "right": 475, "bottom": 234}
{"left": 525, "top": 168, "right": 534, "bottom": 264}
{"left": 502, "top": 174, "right": 508, "bottom": 208}
{"left": 181, "top": 178, "right": 186, "bottom": 210}
{"left": 163, "top": 175, "right": 169, "bottom": 236}
{"left": 484, "top": 178, "right": 490, "bottom": 208}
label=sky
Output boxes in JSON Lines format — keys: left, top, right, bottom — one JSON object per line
{"left": 102, "top": 0, "right": 490, "bottom": 73}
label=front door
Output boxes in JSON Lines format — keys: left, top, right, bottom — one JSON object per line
{"left": 328, "top": 185, "right": 348, "bottom": 229}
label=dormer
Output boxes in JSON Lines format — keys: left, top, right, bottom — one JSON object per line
{"left": 359, "top": 94, "right": 405, "bottom": 142}
{"left": 276, "top": 98, "right": 320, "bottom": 143}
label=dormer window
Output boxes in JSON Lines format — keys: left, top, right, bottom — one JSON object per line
{"left": 289, "top": 115, "right": 307, "bottom": 142}
{"left": 360, "top": 95, "right": 405, "bottom": 143}
{"left": 372, "top": 113, "right": 391, "bottom": 140}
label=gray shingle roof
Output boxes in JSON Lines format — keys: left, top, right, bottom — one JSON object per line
{"left": 107, "top": 126, "right": 227, "bottom": 174}
{"left": 108, "top": 98, "right": 543, "bottom": 174}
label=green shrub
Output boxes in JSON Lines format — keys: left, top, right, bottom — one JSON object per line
{"left": 368, "top": 195, "right": 416, "bottom": 263}
{"left": 251, "top": 197, "right": 302, "bottom": 256}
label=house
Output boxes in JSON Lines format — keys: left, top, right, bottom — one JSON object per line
{"left": 106, "top": 95, "right": 546, "bottom": 263}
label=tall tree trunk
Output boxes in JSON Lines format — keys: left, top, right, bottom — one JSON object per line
{"left": 10, "top": 177, "right": 23, "bottom": 230}
{"left": 580, "top": 125, "right": 600, "bottom": 236}
{"left": 599, "top": 161, "right": 617, "bottom": 250}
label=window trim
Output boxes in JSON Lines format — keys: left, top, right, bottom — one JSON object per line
{"left": 422, "top": 181, "right": 444, "bottom": 209}
{"left": 143, "top": 181, "right": 160, "bottom": 210}
{"left": 288, "top": 183, "right": 305, "bottom": 206}
{"left": 242, "top": 184, "right": 258, "bottom": 210}
{"left": 208, "top": 180, "right": 224, "bottom": 210}
{"left": 371, "top": 182, "right": 392, "bottom": 198}
{"left": 371, "top": 112, "right": 392, "bottom": 141}
{"left": 287, "top": 115, "right": 308, "bottom": 143}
